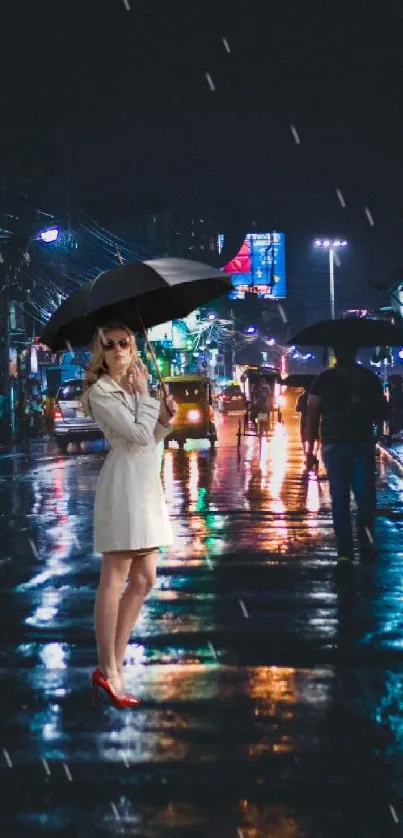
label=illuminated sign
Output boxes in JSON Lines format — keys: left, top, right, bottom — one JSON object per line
{"left": 148, "top": 313, "right": 198, "bottom": 348}
{"left": 218, "top": 231, "right": 286, "bottom": 299}
{"left": 147, "top": 320, "right": 188, "bottom": 349}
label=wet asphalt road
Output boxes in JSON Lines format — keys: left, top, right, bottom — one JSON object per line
{"left": 1, "top": 404, "right": 403, "bottom": 837}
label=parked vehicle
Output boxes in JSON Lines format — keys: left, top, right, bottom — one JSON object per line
{"left": 53, "top": 379, "right": 104, "bottom": 453}
{"left": 163, "top": 375, "right": 218, "bottom": 449}
{"left": 219, "top": 383, "right": 245, "bottom": 414}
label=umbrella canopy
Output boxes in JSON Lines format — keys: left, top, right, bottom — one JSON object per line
{"left": 289, "top": 318, "right": 403, "bottom": 348}
{"left": 41, "top": 258, "right": 232, "bottom": 350}
{"left": 282, "top": 374, "right": 317, "bottom": 388}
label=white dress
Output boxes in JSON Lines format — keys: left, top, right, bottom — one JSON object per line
{"left": 81, "top": 375, "right": 173, "bottom": 553}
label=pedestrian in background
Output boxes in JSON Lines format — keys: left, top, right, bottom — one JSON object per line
{"left": 81, "top": 322, "right": 176, "bottom": 709}
{"left": 296, "top": 387, "right": 309, "bottom": 452}
{"left": 16, "top": 391, "right": 32, "bottom": 446}
{"left": 43, "top": 391, "right": 55, "bottom": 436}
{"left": 305, "top": 343, "right": 388, "bottom": 569}
{"left": 296, "top": 385, "right": 319, "bottom": 469}
{"left": 32, "top": 394, "right": 44, "bottom": 437}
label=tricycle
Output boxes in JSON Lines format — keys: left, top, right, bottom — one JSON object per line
{"left": 162, "top": 375, "right": 218, "bottom": 449}
{"left": 239, "top": 365, "right": 282, "bottom": 438}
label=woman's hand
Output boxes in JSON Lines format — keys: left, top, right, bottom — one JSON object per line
{"left": 127, "top": 361, "right": 149, "bottom": 396}
{"left": 159, "top": 395, "right": 177, "bottom": 426}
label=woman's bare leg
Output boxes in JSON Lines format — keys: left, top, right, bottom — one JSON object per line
{"left": 94, "top": 553, "right": 132, "bottom": 695}
{"left": 115, "top": 550, "right": 157, "bottom": 674}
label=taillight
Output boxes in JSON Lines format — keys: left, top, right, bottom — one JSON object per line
{"left": 53, "top": 403, "right": 63, "bottom": 420}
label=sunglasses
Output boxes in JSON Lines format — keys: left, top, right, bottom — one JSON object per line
{"left": 102, "top": 338, "right": 130, "bottom": 351}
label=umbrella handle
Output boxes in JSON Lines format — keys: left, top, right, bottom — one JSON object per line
{"left": 115, "top": 248, "right": 170, "bottom": 406}
{"left": 139, "top": 313, "right": 168, "bottom": 399}
{"left": 136, "top": 307, "right": 174, "bottom": 415}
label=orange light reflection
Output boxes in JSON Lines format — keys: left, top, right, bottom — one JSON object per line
{"left": 268, "top": 424, "right": 288, "bottom": 499}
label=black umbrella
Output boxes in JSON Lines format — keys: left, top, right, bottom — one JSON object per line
{"left": 289, "top": 318, "right": 403, "bottom": 348}
{"left": 41, "top": 258, "right": 232, "bottom": 351}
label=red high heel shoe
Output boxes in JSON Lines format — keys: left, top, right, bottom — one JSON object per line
{"left": 91, "top": 668, "right": 140, "bottom": 709}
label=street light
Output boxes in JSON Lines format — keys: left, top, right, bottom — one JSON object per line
{"left": 314, "top": 238, "right": 347, "bottom": 319}
{"left": 38, "top": 227, "right": 59, "bottom": 243}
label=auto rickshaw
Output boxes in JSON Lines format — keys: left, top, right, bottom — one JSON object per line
{"left": 240, "top": 365, "right": 282, "bottom": 436}
{"left": 162, "top": 375, "right": 218, "bottom": 449}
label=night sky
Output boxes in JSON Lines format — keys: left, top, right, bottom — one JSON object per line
{"left": 2, "top": 0, "right": 403, "bottom": 321}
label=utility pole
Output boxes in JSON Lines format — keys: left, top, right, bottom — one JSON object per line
{"left": 3, "top": 284, "right": 10, "bottom": 437}
{"left": 230, "top": 307, "right": 235, "bottom": 379}
{"left": 328, "top": 246, "right": 335, "bottom": 320}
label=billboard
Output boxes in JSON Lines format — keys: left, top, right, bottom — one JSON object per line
{"left": 218, "top": 231, "right": 286, "bottom": 299}
{"left": 147, "top": 313, "right": 199, "bottom": 348}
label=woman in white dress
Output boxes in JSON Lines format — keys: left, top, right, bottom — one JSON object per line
{"left": 81, "top": 322, "right": 176, "bottom": 708}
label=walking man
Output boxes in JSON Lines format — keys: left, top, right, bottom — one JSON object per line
{"left": 305, "top": 344, "right": 388, "bottom": 568}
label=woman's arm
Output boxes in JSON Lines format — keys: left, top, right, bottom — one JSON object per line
{"left": 89, "top": 388, "right": 159, "bottom": 446}
{"left": 154, "top": 395, "right": 176, "bottom": 443}
{"left": 154, "top": 420, "right": 172, "bottom": 443}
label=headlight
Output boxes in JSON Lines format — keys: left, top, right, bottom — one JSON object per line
{"left": 187, "top": 409, "right": 201, "bottom": 422}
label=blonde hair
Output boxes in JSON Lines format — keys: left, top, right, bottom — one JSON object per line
{"left": 83, "top": 324, "right": 140, "bottom": 391}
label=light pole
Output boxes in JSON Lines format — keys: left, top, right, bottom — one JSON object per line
{"left": 314, "top": 239, "right": 347, "bottom": 320}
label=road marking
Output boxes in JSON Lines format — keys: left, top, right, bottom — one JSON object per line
{"left": 122, "top": 755, "right": 130, "bottom": 768}
{"left": 239, "top": 598, "right": 249, "bottom": 618}
{"left": 2, "top": 748, "right": 12, "bottom": 768}
{"left": 205, "top": 72, "right": 216, "bottom": 91}
{"left": 28, "top": 539, "right": 38, "bottom": 558}
{"left": 290, "top": 124, "right": 301, "bottom": 144}
{"left": 121, "top": 0, "right": 131, "bottom": 10}
{"left": 222, "top": 36, "right": 231, "bottom": 53}
{"left": 62, "top": 762, "right": 73, "bottom": 782}
{"left": 237, "top": 830, "right": 245, "bottom": 837}
{"left": 41, "top": 758, "right": 51, "bottom": 776}
{"left": 389, "top": 804, "right": 399, "bottom": 824}
{"left": 208, "top": 640, "right": 218, "bottom": 660}
{"left": 110, "top": 802, "right": 120, "bottom": 820}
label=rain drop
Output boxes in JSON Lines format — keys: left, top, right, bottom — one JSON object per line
{"left": 239, "top": 598, "right": 249, "bottom": 618}
{"left": 336, "top": 188, "right": 346, "bottom": 208}
{"left": 28, "top": 539, "right": 38, "bottom": 558}
{"left": 365, "top": 206, "right": 375, "bottom": 226}
{"left": 290, "top": 124, "right": 301, "bottom": 145}
{"left": 110, "top": 802, "right": 120, "bottom": 820}
{"left": 389, "top": 805, "right": 399, "bottom": 824}
{"left": 41, "top": 758, "right": 51, "bottom": 776}
{"left": 205, "top": 72, "right": 216, "bottom": 92}
{"left": 2, "top": 748, "right": 13, "bottom": 768}
{"left": 62, "top": 762, "right": 73, "bottom": 782}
